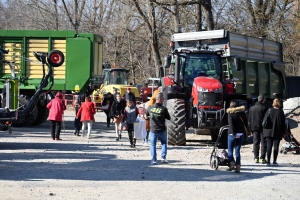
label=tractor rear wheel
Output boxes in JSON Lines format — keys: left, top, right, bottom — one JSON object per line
{"left": 166, "top": 99, "right": 186, "bottom": 146}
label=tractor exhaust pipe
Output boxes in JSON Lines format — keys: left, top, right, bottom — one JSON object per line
{"left": 174, "top": 53, "right": 180, "bottom": 83}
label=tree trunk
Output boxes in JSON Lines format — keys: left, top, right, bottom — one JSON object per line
{"left": 196, "top": 0, "right": 202, "bottom": 31}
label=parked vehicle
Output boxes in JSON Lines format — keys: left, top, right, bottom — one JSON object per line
{"left": 0, "top": 46, "right": 64, "bottom": 130}
{"left": 92, "top": 64, "right": 140, "bottom": 108}
{"left": 0, "top": 30, "right": 103, "bottom": 126}
{"left": 162, "top": 29, "right": 286, "bottom": 145}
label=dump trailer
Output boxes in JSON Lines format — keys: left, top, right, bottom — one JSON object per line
{"left": 0, "top": 30, "right": 103, "bottom": 127}
{"left": 162, "top": 29, "right": 285, "bottom": 145}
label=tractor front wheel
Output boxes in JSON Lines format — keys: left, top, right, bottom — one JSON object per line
{"left": 166, "top": 99, "right": 186, "bottom": 146}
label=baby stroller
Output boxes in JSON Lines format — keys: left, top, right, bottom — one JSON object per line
{"left": 280, "top": 130, "right": 300, "bottom": 154}
{"left": 210, "top": 125, "right": 230, "bottom": 170}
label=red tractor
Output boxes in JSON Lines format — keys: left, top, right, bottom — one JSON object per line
{"left": 161, "top": 30, "right": 286, "bottom": 145}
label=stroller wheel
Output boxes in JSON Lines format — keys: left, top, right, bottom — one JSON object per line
{"left": 210, "top": 155, "right": 214, "bottom": 169}
{"left": 280, "top": 149, "right": 283, "bottom": 154}
{"left": 210, "top": 155, "right": 219, "bottom": 170}
{"left": 283, "top": 150, "right": 287, "bottom": 154}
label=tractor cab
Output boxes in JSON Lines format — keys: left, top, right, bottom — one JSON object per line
{"left": 102, "top": 68, "right": 129, "bottom": 86}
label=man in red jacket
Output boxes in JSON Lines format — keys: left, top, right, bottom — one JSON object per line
{"left": 47, "top": 92, "right": 66, "bottom": 140}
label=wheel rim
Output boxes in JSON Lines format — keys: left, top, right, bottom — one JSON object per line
{"left": 50, "top": 53, "right": 61, "bottom": 64}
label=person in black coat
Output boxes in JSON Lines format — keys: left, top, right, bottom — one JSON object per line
{"left": 227, "top": 100, "right": 248, "bottom": 173}
{"left": 123, "top": 87, "right": 136, "bottom": 105}
{"left": 263, "top": 98, "right": 285, "bottom": 165}
{"left": 102, "top": 92, "right": 113, "bottom": 128}
{"left": 248, "top": 94, "right": 268, "bottom": 164}
{"left": 109, "top": 93, "right": 126, "bottom": 140}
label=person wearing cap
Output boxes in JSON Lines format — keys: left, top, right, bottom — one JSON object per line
{"left": 123, "top": 87, "right": 136, "bottom": 105}
{"left": 47, "top": 92, "right": 66, "bottom": 140}
{"left": 145, "top": 92, "right": 171, "bottom": 165}
{"left": 248, "top": 94, "right": 268, "bottom": 164}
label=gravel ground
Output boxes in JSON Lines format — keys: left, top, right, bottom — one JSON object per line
{"left": 1, "top": 106, "right": 300, "bottom": 200}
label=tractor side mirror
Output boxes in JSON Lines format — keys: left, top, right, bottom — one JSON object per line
{"left": 234, "top": 57, "right": 241, "bottom": 71}
{"left": 163, "top": 55, "right": 171, "bottom": 68}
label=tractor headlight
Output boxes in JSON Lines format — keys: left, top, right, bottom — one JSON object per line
{"left": 214, "top": 87, "right": 223, "bottom": 93}
{"left": 197, "top": 86, "right": 208, "bottom": 92}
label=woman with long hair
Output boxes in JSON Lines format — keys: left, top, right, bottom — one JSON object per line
{"left": 263, "top": 98, "right": 285, "bottom": 165}
{"left": 109, "top": 93, "right": 126, "bottom": 141}
{"left": 226, "top": 100, "right": 248, "bottom": 173}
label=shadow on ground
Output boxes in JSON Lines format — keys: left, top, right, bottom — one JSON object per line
{"left": 1, "top": 140, "right": 300, "bottom": 183}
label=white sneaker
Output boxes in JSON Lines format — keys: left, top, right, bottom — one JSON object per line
{"left": 151, "top": 161, "right": 157, "bottom": 165}
{"left": 161, "top": 159, "right": 169, "bottom": 164}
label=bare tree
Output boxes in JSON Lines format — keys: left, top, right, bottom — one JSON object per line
{"left": 61, "top": 0, "right": 86, "bottom": 34}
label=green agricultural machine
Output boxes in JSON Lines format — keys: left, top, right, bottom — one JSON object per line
{"left": 0, "top": 30, "right": 103, "bottom": 128}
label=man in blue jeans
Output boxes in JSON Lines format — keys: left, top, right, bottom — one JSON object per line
{"left": 145, "top": 92, "right": 171, "bottom": 165}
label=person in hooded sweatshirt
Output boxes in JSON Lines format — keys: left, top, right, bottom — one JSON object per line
{"left": 226, "top": 100, "right": 248, "bottom": 173}
{"left": 124, "top": 99, "right": 139, "bottom": 148}
{"left": 47, "top": 92, "right": 66, "bottom": 140}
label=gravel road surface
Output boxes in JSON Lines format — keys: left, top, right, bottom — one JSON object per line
{"left": 1, "top": 109, "right": 300, "bottom": 200}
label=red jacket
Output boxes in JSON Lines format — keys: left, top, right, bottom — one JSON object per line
{"left": 76, "top": 101, "right": 96, "bottom": 122}
{"left": 47, "top": 93, "right": 66, "bottom": 122}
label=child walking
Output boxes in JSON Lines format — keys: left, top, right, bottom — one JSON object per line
{"left": 73, "top": 116, "right": 82, "bottom": 136}
{"left": 124, "top": 100, "right": 139, "bottom": 148}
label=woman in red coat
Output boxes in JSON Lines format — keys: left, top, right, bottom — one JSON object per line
{"left": 76, "top": 96, "right": 96, "bottom": 139}
{"left": 47, "top": 92, "right": 66, "bottom": 140}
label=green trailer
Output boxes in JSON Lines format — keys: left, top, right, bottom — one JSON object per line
{"left": 0, "top": 30, "right": 103, "bottom": 127}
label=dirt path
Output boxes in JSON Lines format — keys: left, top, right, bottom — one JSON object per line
{"left": 0, "top": 110, "right": 300, "bottom": 200}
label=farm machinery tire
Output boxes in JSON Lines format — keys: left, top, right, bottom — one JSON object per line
{"left": 166, "top": 99, "right": 186, "bottom": 146}
{"left": 32, "top": 103, "right": 49, "bottom": 126}
{"left": 47, "top": 50, "right": 65, "bottom": 67}
{"left": 11, "top": 95, "right": 38, "bottom": 127}
{"left": 0, "top": 121, "right": 8, "bottom": 131}
{"left": 32, "top": 97, "right": 49, "bottom": 126}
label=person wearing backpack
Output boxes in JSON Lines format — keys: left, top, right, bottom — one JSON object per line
{"left": 248, "top": 94, "right": 269, "bottom": 164}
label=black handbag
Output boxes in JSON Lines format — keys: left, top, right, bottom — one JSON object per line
{"left": 262, "top": 108, "right": 271, "bottom": 128}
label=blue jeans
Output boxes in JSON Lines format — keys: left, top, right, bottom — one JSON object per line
{"left": 228, "top": 134, "right": 244, "bottom": 165}
{"left": 150, "top": 131, "right": 167, "bottom": 162}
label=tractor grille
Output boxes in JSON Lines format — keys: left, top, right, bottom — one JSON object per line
{"left": 198, "top": 92, "right": 222, "bottom": 106}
